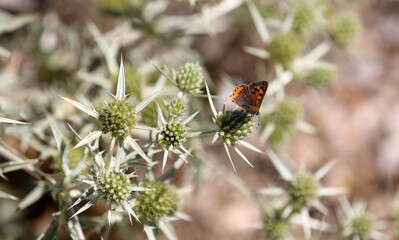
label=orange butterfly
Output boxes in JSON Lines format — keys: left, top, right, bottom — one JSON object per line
{"left": 230, "top": 81, "right": 268, "bottom": 115}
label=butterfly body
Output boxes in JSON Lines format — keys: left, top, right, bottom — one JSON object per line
{"left": 230, "top": 81, "right": 268, "bottom": 115}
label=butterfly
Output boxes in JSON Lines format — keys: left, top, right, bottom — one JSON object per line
{"left": 230, "top": 81, "right": 268, "bottom": 115}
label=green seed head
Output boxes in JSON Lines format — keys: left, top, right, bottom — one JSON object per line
{"left": 158, "top": 121, "right": 187, "bottom": 148}
{"left": 303, "top": 67, "right": 336, "bottom": 86}
{"left": 167, "top": 96, "right": 187, "bottom": 117}
{"left": 135, "top": 181, "right": 181, "bottom": 222}
{"left": 173, "top": 62, "right": 203, "bottom": 94}
{"left": 287, "top": 173, "right": 320, "bottom": 211}
{"left": 292, "top": 2, "right": 315, "bottom": 34}
{"left": 94, "top": 170, "right": 132, "bottom": 207}
{"left": 267, "top": 99, "right": 302, "bottom": 127}
{"left": 98, "top": 100, "right": 136, "bottom": 138}
{"left": 351, "top": 213, "right": 374, "bottom": 238}
{"left": 328, "top": 14, "right": 361, "bottom": 48}
{"left": 215, "top": 110, "right": 254, "bottom": 146}
{"left": 268, "top": 33, "right": 301, "bottom": 67}
{"left": 266, "top": 218, "right": 290, "bottom": 240}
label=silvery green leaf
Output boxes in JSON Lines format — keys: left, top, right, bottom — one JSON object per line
{"left": 122, "top": 201, "right": 140, "bottom": 223}
{"left": 88, "top": 23, "right": 118, "bottom": 74}
{"left": 70, "top": 195, "right": 100, "bottom": 219}
{"left": 156, "top": 103, "right": 166, "bottom": 126}
{"left": 0, "top": 159, "right": 39, "bottom": 174}
{"left": 18, "top": 182, "right": 47, "bottom": 210}
{"left": 243, "top": 46, "right": 269, "bottom": 59}
{"left": 0, "top": 190, "right": 18, "bottom": 200}
{"left": 159, "top": 157, "right": 184, "bottom": 182}
{"left": 125, "top": 136, "right": 151, "bottom": 163}
{"left": 76, "top": 71, "right": 111, "bottom": 89}
{"left": 66, "top": 213, "right": 85, "bottom": 240}
{"left": 175, "top": 211, "right": 192, "bottom": 221}
{"left": 47, "top": 116, "right": 66, "bottom": 151}
{"left": 74, "top": 131, "right": 102, "bottom": 149}
{"left": 267, "top": 150, "right": 293, "bottom": 181}
{"left": 182, "top": 111, "right": 199, "bottom": 125}
{"left": 135, "top": 91, "right": 160, "bottom": 113}
{"left": 314, "top": 160, "right": 336, "bottom": 180}
{"left": 304, "top": 41, "right": 332, "bottom": 62}
{"left": 115, "top": 58, "right": 125, "bottom": 101}
{"left": 313, "top": 199, "right": 328, "bottom": 215}
{"left": 158, "top": 218, "right": 178, "bottom": 240}
{"left": 37, "top": 212, "right": 60, "bottom": 240}
{"left": 0, "top": 11, "right": 37, "bottom": 34}
{"left": 281, "top": 11, "right": 293, "bottom": 32}
{"left": 258, "top": 187, "right": 284, "bottom": 196}
{"left": 224, "top": 143, "right": 236, "bottom": 173}
{"left": 0, "top": 117, "right": 29, "bottom": 124}
{"left": 144, "top": 224, "right": 157, "bottom": 240}
{"left": 60, "top": 96, "right": 99, "bottom": 119}
{"left": 247, "top": 1, "right": 270, "bottom": 43}
{"left": 233, "top": 147, "right": 253, "bottom": 168}
{"left": 187, "top": 129, "right": 217, "bottom": 137}
{"left": 300, "top": 208, "right": 311, "bottom": 240}
{"left": 295, "top": 120, "right": 317, "bottom": 134}
{"left": 211, "top": 132, "right": 219, "bottom": 144}
{"left": 266, "top": 71, "right": 293, "bottom": 96}
{"left": 179, "top": 146, "right": 192, "bottom": 157}
{"left": 318, "top": 187, "right": 346, "bottom": 197}
{"left": 69, "top": 187, "right": 96, "bottom": 210}
{"left": 204, "top": 81, "right": 217, "bottom": 116}
{"left": 238, "top": 140, "right": 263, "bottom": 153}
{"left": 135, "top": 124, "right": 157, "bottom": 131}
{"left": 162, "top": 148, "right": 169, "bottom": 172}
{"left": 131, "top": 186, "right": 150, "bottom": 192}
{"left": 259, "top": 122, "right": 275, "bottom": 143}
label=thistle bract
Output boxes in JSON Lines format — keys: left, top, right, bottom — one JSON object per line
{"left": 135, "top": 181, "right": 181, "bottom": 222}
{"left": 215, "top": 110, "right": 254, "bottom": 146}
{"left": 94, "top": 170, "right": 132, "bottom": 207}
{"left": 351, "top": 213, "right": 374, "bottom": 238}
{"left": 98, "top": 100, "right": 136, "bottom": 138}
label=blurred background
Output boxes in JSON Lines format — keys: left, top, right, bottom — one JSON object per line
{"left": 1, "top": 0, "right": 399, "bottom": 239}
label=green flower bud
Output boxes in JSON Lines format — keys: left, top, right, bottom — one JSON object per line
{"left": 303, "top": 67, "right": 336, "bottom": 86}
{"left": 98, "top": 100, "right": 136, "bottom": 138}
{"left": 215, "top": 110, "right": 254, "bottom": 146}
{"left": 328, "top": 14, "right": 361, "bottom": 48}
{"left": 351, "top": 213, "right": 374, "bottom": 238}
{"left": 135, "top": 181, "right": 181, "bottom": 222}
{"left": 268, "top": 33, "right": 301, "bottom": 67}
{"left": 167, "top": 96, "right": 187, "bottom": 117}
{"left": 287, "top": 173, "right": 320, "bottom": 211}
{"left": 158, "top": 121, "right": 187, "bottom": 148}
{"left": 266, "top": 99, "right": 302, "bottom": 127}
{"left": 94, "top": 170, "right": 132, "bottom": 207}
{"left": 266, "top": 218, "right": 290, "bottom": 239}
{"left": 173, "top": 62, "right": 203, "bottom": 94}
{"left": 292, "top": 2, "right": 315, "bottom": 34}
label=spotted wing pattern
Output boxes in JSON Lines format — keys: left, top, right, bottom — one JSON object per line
{"left": 229, "top": 81, "right": 268, "bottom": 114}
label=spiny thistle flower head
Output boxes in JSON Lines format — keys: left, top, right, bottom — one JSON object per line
{"left": 328, "top": 14, "right": 361, "bottom": 48}
{"left": 167, "top": 96, "right": 187, "bottom": 117}
{"left": 304, "top": 67, "right": 336, "bottom": 86}
{"left": 93, "top": 170, "right": 133, "bottom": 207}
{"left": 98, "top": 99, "right": 136, "bottom": 138}
{"left": 292, "top": 2, "right": 315, "bottom": 34}
{"left": 287, "top": 173, "right": 320, "bottom": 211}
{"left": 265, "top": 218, "right": 290, "bottom": 239}
{"left": 215, "top": 110, "right": 254, "bottom": 146}
{"left": 350, "top": 213, "right": 374, "bottom": 238}
{"left": 268, "top": 32, "right": 301, "bottom": 67}
{"left": 173, "top": 62, "right": 203, "bottom": 94}
{"left": 268, "top": 99, "right": 302, "bottom": 127}
{"left": 158, "top": 121, "right": 187, "bottom": 148}
{"left": 135, "top": 181, "right": 181, "bottom": 222}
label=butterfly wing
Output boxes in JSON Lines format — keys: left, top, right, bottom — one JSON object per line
{"left": 247, "top": 81, "right": 268, "bottom": 113}
{"left": 230, "top": 84, "right": 251, "bottom": 106}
